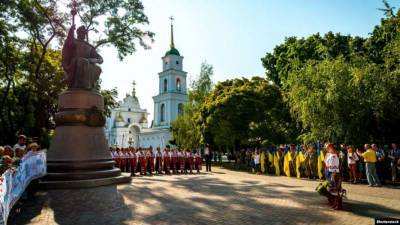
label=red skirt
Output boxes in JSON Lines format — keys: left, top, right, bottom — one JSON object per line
{"left": 140, "top": 158, "right": 147, "bottom": 173}
{"left": 149, "top": 157, "right": 154, "bottom": 172}
{"left": 164, "top": 158, "right": 171, "bottom": 171}
{"left": 131, "top": 158, "right": 137, "bottom": 173}
{"left": 179, "top": 158, "right": 185, "bottom": 170}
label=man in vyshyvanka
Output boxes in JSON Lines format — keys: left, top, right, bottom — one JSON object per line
{"left": 171, "top": 149, "right": 178, "bottom": 174}
{"left": 155, "top": 147, "right": 163, "bottom": 174}
{"left": 163, "top": 148, "right": 171, "bottom": 174}
{"left": 147, "top": 148, "right": 155, "bottom": 175}
{"left": 130, "top": 148, "right": 138, "bottom": 176}
{"left": 62, "top": 25, "right": 103, "bottom": 89}
{"left": 187, "top": 149, "right": 194, "bottom": 174}
{"left": 194, "top": 150, "right": 202, "bottom": 173}
{"left": 179, "top": 149, "right": 186, "bottom": 174}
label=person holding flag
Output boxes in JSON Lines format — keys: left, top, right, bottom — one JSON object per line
{"left": 317, "top": 143, "right": 325, "bottom": 180}
{"left": 283, "top": 145, "right": 291, "bottom": 177}
{"left": 289, "top": 144, "right": 297, "bottom": 176}
{"left": 267, "top": 147, "right": 274, "bottom": 175}
{"left": 260, "top": 147, "right": 266, "bottom": 174}
{"left": 273, "top": 146, "right": 281, "bottom": 176}
{"left": 296, "top": 144, "right": 306, "bottom": 179}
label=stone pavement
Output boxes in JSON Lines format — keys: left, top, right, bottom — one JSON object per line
{"left": 8, "top": 167, "right": 400, "bottom": 225}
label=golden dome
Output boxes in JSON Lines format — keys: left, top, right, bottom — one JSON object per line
{"left": 115, "top": 112, "right": 124, "bottom": 122}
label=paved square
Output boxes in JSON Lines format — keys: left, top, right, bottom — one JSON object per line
{"left": 9, "top": 168, "right": 400, "bottom": 225}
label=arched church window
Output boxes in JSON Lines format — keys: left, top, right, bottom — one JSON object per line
{"left": 128, "top": 108, "right": 131, "bottom": 112}
{"left": 176, "top": 78, "right": 181, "bottom": 92}
{"left": 163, "top": 79, "right": 168, "bottom": 93}
{"left": 160, "top": 104, "right": 165, "bottom": 122}
{"left": 178, "top": 103, "right": 184, "bottom": 116}
{"left": 176, "top": 61, "right": 179, "bottom": 65}
{"left": 127, "top": 118, "right": 131, "bottom": 123}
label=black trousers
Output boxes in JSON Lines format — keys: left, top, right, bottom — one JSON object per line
{"left": 205, "top": 155, "right": 212, "bottom": 171}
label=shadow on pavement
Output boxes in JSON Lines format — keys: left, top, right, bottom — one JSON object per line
{"left": 343, "top": 200, "right": 400, "bottom": 218}
{"left": 9, "top": 185, "right": 133, "bottom": 225}
{"left": 8, "top": 172, "right": 400, "bottom": 225}
{"left": 120, "top": 176, "right": 334, "bottom": 225}
{"left": 8, "top": 193, "right": 46, "bottom": 225}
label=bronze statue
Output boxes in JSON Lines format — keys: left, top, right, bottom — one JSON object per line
{"left": 62, "top": 25, "right": 103, "bottom": 89}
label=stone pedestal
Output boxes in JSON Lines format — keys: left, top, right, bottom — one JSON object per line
{"left": 42, "top": 89, "right": 131, "bottom": 189}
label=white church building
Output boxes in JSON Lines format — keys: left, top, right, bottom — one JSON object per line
{"left": 105, "top": 20, "right": 188, "bottom": 150}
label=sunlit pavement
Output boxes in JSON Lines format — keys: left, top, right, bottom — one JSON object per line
{"left": 8, "top": 167, "right": 400, "bottom": 225}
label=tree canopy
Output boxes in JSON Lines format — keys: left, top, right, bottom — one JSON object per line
{"left": 261, "top": 5, "right": 400, "bottom": 144}
{"left": 0, "top": 0, "right": 153, "bottom": 146}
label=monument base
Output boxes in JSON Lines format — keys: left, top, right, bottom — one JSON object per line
{"left": 39, "top": 175, "right": 131, "bottom": 189}
{"left": 44, "top": 89, "right": 130, "bottom": 189}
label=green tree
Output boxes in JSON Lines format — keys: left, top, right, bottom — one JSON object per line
{"left": 0, "top": 0, "right": 153, "bottom": 145}
{"left": 265, "top": 2, "right": 400, "bottom": 143}
{"left": 199, "top": 77, "right": 296, "bottom": 152}
{"left": 171, "top": 62, "right": 214, "bottom": 149}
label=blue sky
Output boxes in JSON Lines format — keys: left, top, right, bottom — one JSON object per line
{"left": 99, "top": 0, "right": 398, "bottom": 122}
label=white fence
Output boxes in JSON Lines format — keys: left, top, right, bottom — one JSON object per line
{"left": 0, "top": 150, "right": 46, "bottom": 225}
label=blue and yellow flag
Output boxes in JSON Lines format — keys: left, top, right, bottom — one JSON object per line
{"left": 274, "top": 149, "right": 280, "bottom": 176}
{"left": 283, "top": 152, "right": 290, "bottom": 177}
{"left": 317, "top": 144, "right": 325, "bottom": 179}
{"left": 296, "top": 151, "right": 305, "bottom": 178}
{"left": 268, "top": 151, "right": 274, "bottom": 164}
{"left": 260, "top": 150, "right": 266, "bottom": 174}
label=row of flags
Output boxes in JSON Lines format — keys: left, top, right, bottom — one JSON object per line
{"left": 258, "top": 144, "right": 326, "bottom": 179}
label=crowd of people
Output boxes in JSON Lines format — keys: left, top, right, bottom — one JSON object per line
{"left": 243, "top": 143, "right": 400, "bottom": 185}
{"left": 241, "top": 142, "right": 400, "bottom": 210}
{"left": 0, "top": 135, "right": 41, "bottom": 174}
{"left": 110, "top": 145, "right": 203, "bottom": 176}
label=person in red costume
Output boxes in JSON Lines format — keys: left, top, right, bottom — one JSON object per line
{"left": 155, "top": 147, "right": 163, "bottom": 174}
{"left": 163, "top": 147, "right": 171, "bottom": 174}
{"left": 187, "top": 149, "right": 194, "bottom": 174}
{"left": 171, "top": 148, "right": 178, "bottom": 174}
{"left": 121, "top": 148, "right": 128, "bottom": 172}
{"left": 130, "top": 148, "right": 138, "bottom": 176}
{"left": 179, "top": 149, "right": 186, "bottom": 174}
{"left": 126, "top": 148, "right": 132, "bottom": 173}
{"left": 194, "top": 150, "right": 202, "bottom": 173}
{"left": 148, "top": 148, "right": 155, "bottom": 175}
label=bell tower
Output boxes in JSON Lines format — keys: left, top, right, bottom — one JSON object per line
{"left": 153, "top": 16, "right": 188, "bottom": 128}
